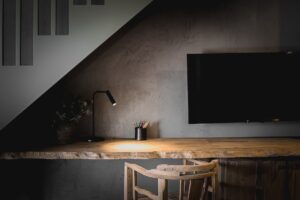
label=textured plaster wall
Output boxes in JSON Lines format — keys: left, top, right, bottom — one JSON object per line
{"left": 66, "top": 0, "right": 300, "bottom": 139}
{"left": 0, "top": 0, "right": 152, "bottom": 130}
{"left": 0, "top": 159, "right": 181, "bottom": 200}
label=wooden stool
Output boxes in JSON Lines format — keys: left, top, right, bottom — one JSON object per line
{"left": 124, "top": 159, "right": 219, "bottom": 200}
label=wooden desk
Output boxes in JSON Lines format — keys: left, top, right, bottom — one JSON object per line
{"left": 1, "top": 138, "right": 300, "bottom": 160}
{"left": 1, "top": 138, "right": 300, "bottom": 199}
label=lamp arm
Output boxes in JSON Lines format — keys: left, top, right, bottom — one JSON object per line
{"left": 92, "top": 90, "right": 116, "bottom": 138}
{"left": 92, "top": 91, "right": 106, "bottom": 138}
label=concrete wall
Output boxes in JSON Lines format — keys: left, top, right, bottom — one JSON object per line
{"left": 65, "top": 0, "right": 300, "bottom": 139}
{"left": 0, "top": 0, "right": 152, "bottom": 130}
{"left": 0, "top": 159, "right": 181, "bottom": 200}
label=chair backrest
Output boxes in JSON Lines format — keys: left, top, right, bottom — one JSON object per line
{"left": 124, "top": 159, "right": 219, "bottom": 200}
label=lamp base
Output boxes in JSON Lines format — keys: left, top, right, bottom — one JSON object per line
{"left": 78, "top": 136, "right": 105, "bottom": 142}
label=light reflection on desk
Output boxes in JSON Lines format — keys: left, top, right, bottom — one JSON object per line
{"left": 102, "top": 140, "right": 156, "bottom": 152}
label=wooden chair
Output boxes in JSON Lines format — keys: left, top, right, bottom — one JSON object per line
{"left": 124, "top": 159, "right": 219, "bottom": 200}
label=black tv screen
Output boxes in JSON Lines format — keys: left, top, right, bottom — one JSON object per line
{"left": 187, "top": 52, "right": 300, "bottom": 123}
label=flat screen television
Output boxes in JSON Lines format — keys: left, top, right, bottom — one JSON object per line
{"left": 187, "top": 52, "right": 300, "bottom": 123}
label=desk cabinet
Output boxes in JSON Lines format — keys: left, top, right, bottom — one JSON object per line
{"left": 219, "top": 158, "right": 300, "bottom": 200}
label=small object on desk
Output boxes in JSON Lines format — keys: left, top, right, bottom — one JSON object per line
{"left": 135, "top": 127, "right": 147, "bottom": 140}
{"left": 134, "top": 120, "right": 149, "bottom": 140}
{"left": 142, "top": 121, "right": 149, "bottom": 129}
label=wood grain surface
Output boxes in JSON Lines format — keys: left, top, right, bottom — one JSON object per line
{"left": 1, "top": 138, "right": 300, "bottom": 160}
{"left": 218, "top": 158, "right": 300, "bottom": 200}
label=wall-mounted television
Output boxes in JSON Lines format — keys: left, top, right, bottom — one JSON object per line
{"left": 187, "top": 52, "right": 300, "bottom": 123}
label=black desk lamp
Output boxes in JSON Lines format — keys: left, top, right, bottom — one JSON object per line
{"left": 87, "top": 90, "right": 116, "bottom": 142}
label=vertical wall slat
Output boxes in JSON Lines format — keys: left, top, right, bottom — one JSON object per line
{"left": 0, "top": 0, "right": 3, "bottom": 66}
{"left": 38, "top": 0, "right": 51, "bottom": 35}
{"left": 74, "top": 0, "right": 87, "bottom": 5}
{"left": 56, "top": 0, "right": 69, "bottom": 35}
{"left": 20, "top": 0, "right": 33, "bottom": 65}
{"left": 91, "top": 0, "right": 104, "bottom": 5}
{"left": 3, "top": 0, "right": 16, "bottom": 66}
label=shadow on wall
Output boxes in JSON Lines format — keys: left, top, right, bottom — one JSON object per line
{"left": 0, "top": 159, "right": 182, "bottom": 200}
{"left": 0, "top": 80, "right": 68, "bottom": 151}
{"left": 0, "top": 0, "right": 155, "bottom": 150}
{"left": 148, "top": 121, "right": 160, "bottom": 138}
{"left": 0, "top": 160, "right": 46, "bottom": 200}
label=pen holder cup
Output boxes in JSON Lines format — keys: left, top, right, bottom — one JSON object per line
{"left": 135, "top": 127, "right": 147, "bottom": 140}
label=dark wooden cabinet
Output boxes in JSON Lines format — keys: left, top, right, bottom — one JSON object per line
{"left": 218, "top": 158, "right": 300, "bottom": 200}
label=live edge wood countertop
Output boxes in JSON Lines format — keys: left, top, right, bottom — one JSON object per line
{"left": 1, "top": 138, "right": 300, "bottom": 160}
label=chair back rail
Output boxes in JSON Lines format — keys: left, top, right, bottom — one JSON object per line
{"left": 156, "top": 162, "right": 216, "bottom": 172}
{"left": 124, "top": 159, "right": 219, "bottom": 200}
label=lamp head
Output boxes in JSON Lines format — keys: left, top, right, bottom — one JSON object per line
{"left": 106, "top": 90, "right": 117, "bottom": 106}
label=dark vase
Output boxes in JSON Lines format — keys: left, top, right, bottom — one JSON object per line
{"left": 135, "top": 127, "right": 147, "bottom": 140}
{"left": 56, "top": 125, "right": 74, "bottom": 144}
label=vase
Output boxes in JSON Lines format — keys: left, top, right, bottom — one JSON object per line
{"left": 56, "top": 125, "right": 74, "bottom": 144}
{"left": 135, "top": 127, "right": 147, "bottom": 140}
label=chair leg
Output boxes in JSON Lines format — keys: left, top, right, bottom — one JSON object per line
{"left": 200, "top": 178, "right": 208, "bottom": 200}
{"left": 179, "top": 180, "right": 184, "bottom": 200}
{"left": 211, "top": 160, "right": 219, "bottom": 200}
{"left": 133, "top": 170, "right": 138, "bottom": 200}
{"left": 124, "top": 164, "right": 134, "bottom": 200}
{"left": 179, "top": 159, "right": 187, "bottom": 200}
{"left": 158, "top": 179, "right": 168, "bottom": 200}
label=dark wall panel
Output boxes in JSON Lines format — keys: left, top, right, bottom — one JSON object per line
{"left": 280, "top": 0, "right": 300, "bottom": 51}
{"left": 56, "top": 0, "right": 69, "bottom": 35}
{"left": 74, "top": 0, "right": 87, "bottom": 5}
{"left": 91, "top": 0, "right": 104, "bottom": 5}
{"left": 20, "top": 0, "right": 34, "bottom": 66}
{"left": 38, "top": 0, "right": 51, "bottom": 35}
{"left": 3, "top": 0, "right": 16, "bottom": 66}
{"left": 0, "top": 0, "right": 3, "bottom": 66}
